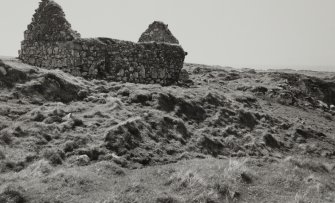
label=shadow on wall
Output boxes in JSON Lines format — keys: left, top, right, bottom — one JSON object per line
{"left": 19, "top": 0, "right": 187, "bottom": 85}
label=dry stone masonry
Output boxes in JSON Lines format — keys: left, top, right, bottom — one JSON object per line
{"left": 138, "top": 21, "right": 180, "bottom": 44}
{"left": 19, "top": 0, "right": 187, "bottom": 85}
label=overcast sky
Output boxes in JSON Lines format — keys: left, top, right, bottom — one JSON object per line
{"left": 1, "top": 0, "right": 335, "bottom": 71}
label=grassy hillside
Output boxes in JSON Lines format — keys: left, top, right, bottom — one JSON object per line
{"left": 0, "top": 57, "right": 334, "bottom": 202}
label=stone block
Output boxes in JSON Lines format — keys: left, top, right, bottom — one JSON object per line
{"left": 152, "top": 70, "right": 158, "bottom": 79}
{"left": 118, "top": 69, "right": 125, "bottom": 77}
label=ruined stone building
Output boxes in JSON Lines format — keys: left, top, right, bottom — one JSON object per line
{"left": 19, "top": 0, "right": 187, "bottom": 85}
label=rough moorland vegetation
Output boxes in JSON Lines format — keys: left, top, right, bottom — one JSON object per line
{"left": 0, "top": 57, "right": 335, "bottom": 202}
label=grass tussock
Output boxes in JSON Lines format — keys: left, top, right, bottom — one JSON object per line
{"left": 0, "top": 185, "right": 26, "bottom": 203}
{"left": 285, "top": 156, "right": 333, "bottom": 173}
{"left": 162, "top": 158, "right": 252, "bottom": 202}
{"left": 42, "top": 148, "right": 65, "bottom": 166}
{"left": 0, "top": 148, "right": 5, "bottom": 160}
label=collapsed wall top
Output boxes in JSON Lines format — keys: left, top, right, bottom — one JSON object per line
{"left": 24, "top": 0, "right": 80, "bottom": 42}
{"left": 138, "top": 21, "right": 180, "bottom": 44}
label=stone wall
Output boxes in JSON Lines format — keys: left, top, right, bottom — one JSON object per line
{"left": 25, "top": 0, "right": 80, "bottom": 42}
{"left": 138, "top": 21, "right": 180, "bottom": 44}
{"left": 19, "top": 0, "right": 186, "bottom": 85}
